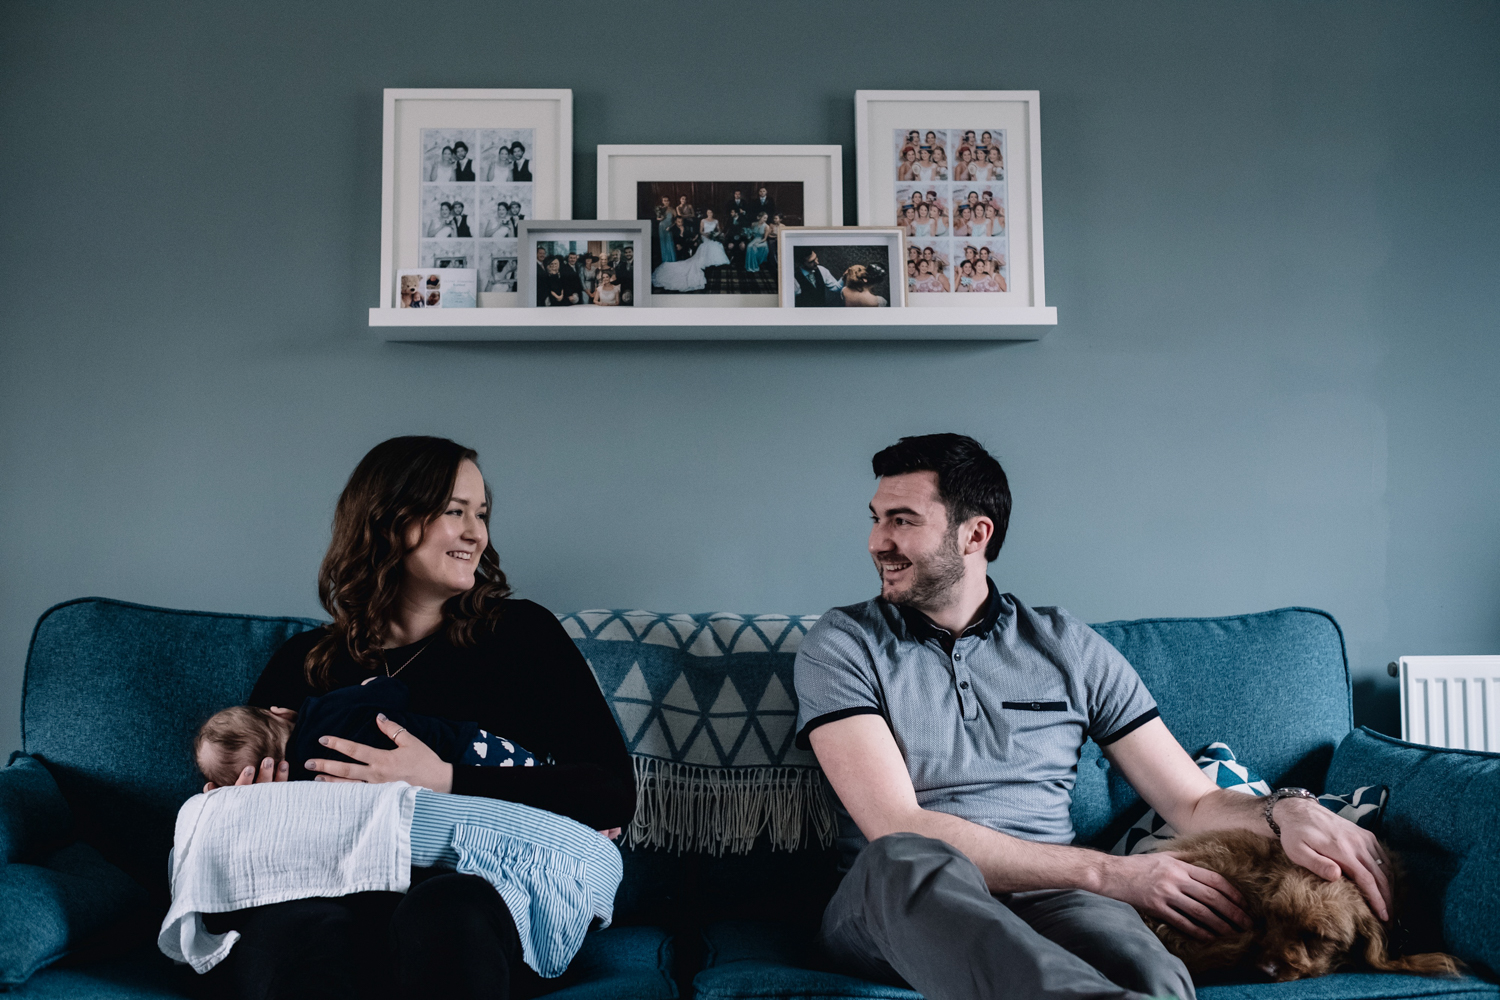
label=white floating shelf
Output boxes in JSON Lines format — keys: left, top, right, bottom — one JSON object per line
{"left": 368, "top": 306, "right": 1055, "bottom": 341}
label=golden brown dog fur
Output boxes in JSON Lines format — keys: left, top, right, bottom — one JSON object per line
{"left": 1141, "top": 829, "right": 1460, "bottom": 982}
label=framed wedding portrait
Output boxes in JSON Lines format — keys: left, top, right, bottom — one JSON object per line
{"left": 380, "top": 88, "right": 572, "bottom": 309}
{"left": 855, "top": 91, "right": 1045, "bottom": 309}
{"left": 596, "top": 145, "right": 843, "bottom": 308}
{"left": 517, "top": 220, "right": 651, "bottom": 309}
{"left": 777, "top": 227, "right": 906, "bottom": 309}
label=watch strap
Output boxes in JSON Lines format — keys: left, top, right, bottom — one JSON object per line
{"left": 1264, "top": 787, "right": 1317, "bottom": 839}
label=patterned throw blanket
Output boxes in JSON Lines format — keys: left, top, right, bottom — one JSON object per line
{"left": 559, "top": 609, "right": 832, "bottom": 856}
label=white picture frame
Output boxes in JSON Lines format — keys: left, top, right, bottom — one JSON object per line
{"left": 517, "top": 220, "right": 652, "bottom": 309}
{"left": 379, "top": 88, "right": 572, "bottom": 310}
{"left": 855, "top": 91, "right": 1046, "bottom": 310}
{"left": 777, "top": 227, "right": 907, "bottom": 309}
{"left": 596, "top": 144, "right": 843, "bottom": 308}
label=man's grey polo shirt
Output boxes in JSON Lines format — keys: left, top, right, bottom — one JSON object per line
{"left": 794, "top": 580, "right": 1158, "bottom": 855}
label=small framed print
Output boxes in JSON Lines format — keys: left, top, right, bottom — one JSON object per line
{"left": 397, "top": 268, "right": 476, "bottom": 308}
{"left": 596, "top": 145, "right": 843, "bottom": 308}
{"left": 380, "top": 89, "right": 572, "bottom": 310}
{"left": 776, "top": 228, "right": 906, "bottom": 309}
{"left": 517, "top": 220, "right": 651, "bottom": 309}
{"left": 855, "top": 91, "right": 1046, "bottom": 309}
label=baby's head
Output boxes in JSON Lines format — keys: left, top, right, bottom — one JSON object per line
{"left": 195, "top": 706, "right": 295, "bottom": 788}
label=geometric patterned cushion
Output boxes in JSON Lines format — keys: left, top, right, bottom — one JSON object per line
{"left": 1111, "top": 742, "right": 1271, "bottom": 855}
{"left": 557, "top": 609, "right": 830, "bottom": 855}
{"left": 1110, "top": 742, "right": 1388, "bottom": 856}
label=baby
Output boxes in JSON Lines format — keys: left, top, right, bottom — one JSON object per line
{"left": 195, "top": 675, "right": 537, "bottom": 788}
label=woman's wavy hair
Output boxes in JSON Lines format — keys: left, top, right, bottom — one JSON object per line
{"left": 304, "top": 436, "right": 511, "bottom": 689}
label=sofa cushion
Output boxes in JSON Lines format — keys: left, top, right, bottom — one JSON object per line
{"left": 1073, "top": 608, "right": 1351, "bottom": 848}
{"left": 0, "top": 842, "right": 150, "bottom": 986}
{"left": 698, "top": 920, "right": 919, "bottom": 1000}
{"left": 22, "top": 598, "right": 321, "bottom": 891}
{"left": 1328, "top": 728, "right": 1500, "bottom": 976}
{"left": 1, "top": 755, "right": 72, "bottom": 863}
{"left": 1196, "top": 972, "right": 1499, "bottom": 999}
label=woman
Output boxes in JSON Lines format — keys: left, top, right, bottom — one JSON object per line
{"left": 910, "top": 203, "right": 935, "bottom": 238}
{"left": 980, "top": 145, "right": 1005, "bottom": 180}
{"left": 912, "top": 258, "right": 942, "bottom": 293}
{"left": 905, "top": 260, "right": 919, "bottom": 295}
{"left": 479, "top": 202, "right": 513, "bottom": 239}
{"left": 967, "top": 207, "right": 991, "bottom": 238}
{"left": 425, "top": 202, "right": 456, "bottom": 238}
{"left": 914, "top": 147, "right": 939, "bottom": 182}
{"left": 427, "top": 145, "right": 457, "bottom": 182}
{"left": 654, "top": 196, "right": 676, "bottom": 263}
{"left": 486, "top": 145, "right": 516, "bottom": 182}
{"left": 897, "top": 146, "right": 920, "bottom": 182}
{"left": 975, "top": 256, "right": 1007, "bottom": 292}
{"left": 984, "top": 202, "right": 1005, "bottom": 234}
{"left": 956, "top": 258, "right": 978, "bottom": 292}
{"left": 699, "top": 208, "right": 722, "bottom": 242}
{"left": 954, "top": 146, "right": 977, "bottom": 182}
{"left": 953, "top": 205, "right": 974, "bottom": 237}
{"left": 651, "top": 223, "right": 731, "bottom": 292}
{"left": 675, "top": 195, "right": 696, "bottom": 230}
{"left": 930, "top": 204, "right": 948, "bottom": 237}
{"left": 592, "top": 267, "right": 622, "bottom": 305}
{"left": 743, "top": 212, "right": 770, "bottom": 272}
{"left": 542, "top": 256, "right": 574, "bottom": 305}
{"left": 841, "top": 264, "right": 887, "bottom": 307}
{"left": 200, "top": 437, "right": 635, "bottom": 999}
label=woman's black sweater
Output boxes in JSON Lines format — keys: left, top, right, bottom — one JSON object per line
{"left": 249, "top": 599, "right": 635, "bottom": 831}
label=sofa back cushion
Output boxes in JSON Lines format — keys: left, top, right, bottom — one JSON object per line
{"left": 22, "top": 598, "right": 320, "bottom": 884}
{"left": 1071, "top": 607, "right": 1352, "bottom": 847}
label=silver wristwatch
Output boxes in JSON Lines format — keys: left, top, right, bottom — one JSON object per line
{"left": 1264, "top": 787, "right": 1318, "bottom": 838}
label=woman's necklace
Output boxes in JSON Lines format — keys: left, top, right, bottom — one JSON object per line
{"left": 385, "top": 633, "right": 438, "bottom": 678}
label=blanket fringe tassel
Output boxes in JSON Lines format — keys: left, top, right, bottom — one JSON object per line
{"left": 625, "top": 757, "right": 836, "bottom": 856}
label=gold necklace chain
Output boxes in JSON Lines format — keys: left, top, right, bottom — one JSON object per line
{"left": 385, "top": 633, "right": 438, "bottom": 678}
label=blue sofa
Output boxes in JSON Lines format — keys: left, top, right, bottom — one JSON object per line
{"left": 3, "top": 598, "right": 1497, "bottom": 999}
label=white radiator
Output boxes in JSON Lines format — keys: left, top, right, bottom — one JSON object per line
{"left": 1393, "top": 655, "right": 1500, "bottom": 750}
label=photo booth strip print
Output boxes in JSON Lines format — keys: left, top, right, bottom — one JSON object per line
{"left": 476, "top": 240, "right": 518, "bottom": 293}
{"left": 422, "top": 128, "right": 478, "bottom": 183}
{"left": 559, "top": 609, "right": 831, "bottom": 855}
{"left": 420, "top": 239, "right": 474, "bottom": 270}
{"left": 477, "top": 128, "right": 535, "bottom": 182}
{"left": 894, "top": 128, "right": 1008, "bottom": 293}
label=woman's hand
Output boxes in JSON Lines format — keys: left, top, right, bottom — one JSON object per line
{"left": 305, "top": 713, "right": 454, "bottom": 793}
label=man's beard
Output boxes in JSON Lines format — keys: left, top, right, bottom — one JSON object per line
{"left": 879, "top": 530, "right": 966, "bottom": 613}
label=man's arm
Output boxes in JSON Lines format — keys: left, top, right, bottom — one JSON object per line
{"left": 810, "top": 714, "right": 1248, "bottom": 940}
{"left": 1102, "top": 718, "right": 1393, "bottom": 921}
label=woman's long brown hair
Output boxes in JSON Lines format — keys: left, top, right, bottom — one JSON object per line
{"left": 304, "top": 436, "right": 511, "bottom": 689}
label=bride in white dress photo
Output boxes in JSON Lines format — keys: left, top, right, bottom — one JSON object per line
{"left": 652, "top": 222, "right": 731, "bottom": 292}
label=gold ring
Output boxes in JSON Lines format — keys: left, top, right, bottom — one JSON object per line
{"left": 393, "top": 728, "right": 406, "bottom": 740}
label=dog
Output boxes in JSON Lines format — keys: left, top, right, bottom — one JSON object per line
{"left": 1141, "top": 829, "right": 1460, "bottom": 982}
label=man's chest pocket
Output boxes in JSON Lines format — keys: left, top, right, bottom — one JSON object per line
{"left": 1002, "top": 701, "right": 1067, "bottom": 712}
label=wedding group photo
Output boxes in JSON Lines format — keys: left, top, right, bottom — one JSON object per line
{"left": 533, "top": 238, "right": 635, "bottom": 307}
{"left": 635, "top": 181, "right": 804, "bottom": 295}
{"left": 417, "top": 127, "right": 535, "bottom": 296}
{"left": 892, "top": 127, "right": 1009, "bottom": 294}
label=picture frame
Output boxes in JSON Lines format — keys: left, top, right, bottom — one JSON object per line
{"left": 596, "top": 144, "right": 843, "bottom": 308}
{"left": 517, "top": 220, "right": 652, "bottom": 309}
{"left": 776, "top": 227, "right": 907, "bottom": 309}
{"left": 379, "top": 88, "right": 572, "bottom": 310}
{"left": 855, "top": 91, "right": 1045, "bottom": 309}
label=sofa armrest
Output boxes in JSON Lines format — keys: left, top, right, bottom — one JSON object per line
{"left": 0, "top": 754, "right": 73, "bottom": 863}
{"left": 1327, "top": 727, "right": 1500, "bottom": 974}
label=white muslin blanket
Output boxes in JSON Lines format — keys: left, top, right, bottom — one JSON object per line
{"left": 158, "top": 781, "right": 417, "bottom": 973}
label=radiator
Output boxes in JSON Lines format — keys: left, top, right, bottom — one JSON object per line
{"left": 1392, "top": 655, "right": 1500, "bottom": 750}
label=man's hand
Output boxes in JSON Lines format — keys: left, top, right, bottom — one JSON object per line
{"left": 1272, "top": 797, "right": 1393, "bottom": 921}
{"left": 305, "top": 713, "right": 454, "bottom": 793}
{"left": 1100, "top": 851, "right": 1249, "bottom": 941}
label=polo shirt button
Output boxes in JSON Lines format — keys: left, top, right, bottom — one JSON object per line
{"left": 1030, "top": 702, "right": 1040, "bottom": 710}
{"left": 960, "top": 681, "right": 970, "bottom": 689}
{"left": 954, "top": 653, "right": 962, "bottom": 660}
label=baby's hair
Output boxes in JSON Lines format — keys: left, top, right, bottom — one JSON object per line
{"left": 195, "top": 705, "right": 293, "bottom": 788}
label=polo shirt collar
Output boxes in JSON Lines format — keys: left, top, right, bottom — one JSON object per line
{"left": 894, "top": 577, "right": 1004, "bottom": 643}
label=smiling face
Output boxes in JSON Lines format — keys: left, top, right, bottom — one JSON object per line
{"left": 868, "top": 471, "right": 965, "bottom": 610}
{"left": 401, "top": 460, "right": 488, "bottom": 605}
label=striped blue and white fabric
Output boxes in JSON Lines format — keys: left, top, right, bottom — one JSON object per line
{"left": 410, "top": 789, "right": 623, "bottom": 978}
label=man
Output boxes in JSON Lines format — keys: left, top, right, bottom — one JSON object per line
{"left": 727, "top": 188, "right": 750, "bottom": 223}
{"left": 534, "top": 245, "right": 549, "bottom": 306}
{"left": 450, "top": 201, "right": 472, "bottom": 238}
{"left": 510, "top": 141, "right": 532, "bottom": 181}
{"left": 452, "top": 141, "right": 475, "bottom": 181}
{"left": 561, "top": 251, "right": 585, "bottom": 304}
{"left": 792, "top": 248, "right": 842, "bottom": 307}
{"left": 794, "top": 434, "right": 1392, "bottom": 1000}
{"left": 754, "top": 185, "right": 776, "bottom": 221}
{"left": 609, "top": 248, "right": 632, "bottom": 303}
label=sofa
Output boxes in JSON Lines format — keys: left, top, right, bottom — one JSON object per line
{"left": 2, "top": 597, "right": 1497, "bottom": 999}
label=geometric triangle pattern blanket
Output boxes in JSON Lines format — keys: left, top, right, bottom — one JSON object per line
{"left": 558, "top": 609, "right": 832, "bottom": 856}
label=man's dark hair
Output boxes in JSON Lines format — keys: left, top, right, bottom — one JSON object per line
{"left": 453, "top": 141, "right": 468, "bottom": 155}
{"left": 871, "top": 434, "right": 1010, "bottom": 560}
{"left": 795, "top": 247, "right": 817, "bottom": 266}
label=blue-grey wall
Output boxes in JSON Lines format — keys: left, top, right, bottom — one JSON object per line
{"left": 3, "top": 2, "right": 1497, "bottom": 758}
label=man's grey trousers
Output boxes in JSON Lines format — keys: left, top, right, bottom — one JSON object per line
{"left": 818, "top": 833, "right": 1195, "bottom": 1000}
